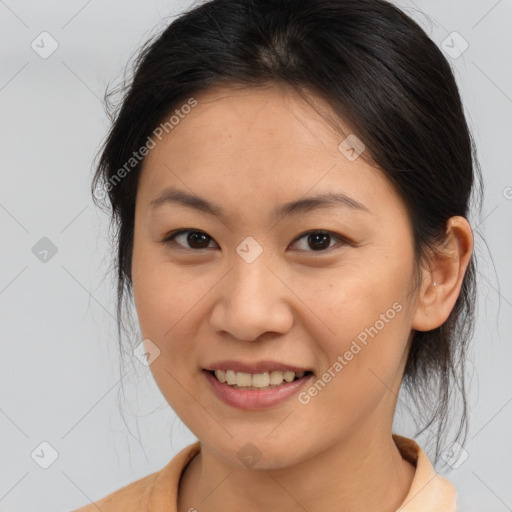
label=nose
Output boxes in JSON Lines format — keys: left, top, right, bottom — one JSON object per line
{"left": 209, "top": 250, "right": 294, "bottom": 342}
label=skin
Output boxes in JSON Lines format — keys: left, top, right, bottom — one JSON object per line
{"left": 131, "top": 83, "right": 473, "bottom": 512}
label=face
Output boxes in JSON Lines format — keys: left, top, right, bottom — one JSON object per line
{"left": 131, "top": 84, "right": 421, "bottom": 469}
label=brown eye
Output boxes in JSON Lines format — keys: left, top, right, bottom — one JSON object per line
{"left": 163, "top": 229, "right": 348, "bottom": 253}
{"left": 291, "top": 230, "right": 346, "bottom": 252}
{"left": 164, "top": 229, "right": 217, "bottom": 250}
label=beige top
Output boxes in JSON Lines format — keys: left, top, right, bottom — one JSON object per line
{"left": 71, "top": 434, "right": 457, "bottom": 511}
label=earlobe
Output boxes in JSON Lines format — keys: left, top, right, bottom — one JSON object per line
{"left": 412, "top": 216, "right": 474, "bottom": 332}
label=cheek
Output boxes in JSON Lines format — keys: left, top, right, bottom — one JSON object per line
{"left": 131, "top": 245, "right": 208, "bottom": 427}
{"left": 296, "top": 256, "right": 413, "bottom": 417}
{"left": 132, "top": 242, "right": 203, "bottom": 343}
{"left": 296, "top": 253, "right": 412, "bottom": 350}
{"left": 132, "top": 246, "right": 169, "bottom": 339}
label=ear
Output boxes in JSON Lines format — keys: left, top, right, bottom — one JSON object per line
{"left": 412, "top": 216, "right": 474, "bottom": 332}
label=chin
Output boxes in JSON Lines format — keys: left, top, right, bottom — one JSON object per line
{"left": 200, "top": 430, "right": 319, "bottom": 471}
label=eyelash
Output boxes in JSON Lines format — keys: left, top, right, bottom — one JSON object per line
{"left": 162, "top": 229, "right": 350, "bottom": 253}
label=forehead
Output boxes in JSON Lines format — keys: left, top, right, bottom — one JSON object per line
{"left": 159, "top": 83, "right": 346, "bottom": 158}
{"left": 137, "top": 84, "right": 404, "bottom": 221}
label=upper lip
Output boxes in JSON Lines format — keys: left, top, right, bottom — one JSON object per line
{"left": 204, "top": 360, "right": 313, "bottom": 374}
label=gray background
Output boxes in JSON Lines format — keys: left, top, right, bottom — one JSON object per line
{"left": 0, "top": 1, "right": 511, "bottom": 511}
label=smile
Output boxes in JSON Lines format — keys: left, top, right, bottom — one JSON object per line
{"left": 203, "top": 369, "right": 314, "bottom": 410}
{"left": 211, "top": 369, "right": 310, "bottom": 389}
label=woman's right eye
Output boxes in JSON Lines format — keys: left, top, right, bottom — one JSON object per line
{"left": 163, "top": 229, "right": 218, "bottom": 250}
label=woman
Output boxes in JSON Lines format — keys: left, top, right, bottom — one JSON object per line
{"left": 73, "top": 0, "right": 481, "bottom": 510}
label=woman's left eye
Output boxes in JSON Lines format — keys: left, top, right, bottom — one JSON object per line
{"left": 291, "top": 230, "right": 346, "bottom": 252}
{"left": 163, "top": 229, "right": 347, "bottom": 252}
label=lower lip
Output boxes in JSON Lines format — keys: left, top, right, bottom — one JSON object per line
{"left": 203, "top": 370, "right": 313, "bottom": 410}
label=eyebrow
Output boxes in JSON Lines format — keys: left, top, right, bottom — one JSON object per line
{"left": 149, "top": 187, "right": 370, "bottom": 219}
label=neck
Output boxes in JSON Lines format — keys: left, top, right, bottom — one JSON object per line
{"left": 178, "top": 422, "right": 416, "bottom": 512}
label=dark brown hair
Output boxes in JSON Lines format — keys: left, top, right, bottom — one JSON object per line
{"left": 92, "top": 0, "right": 483, "bottom": 462}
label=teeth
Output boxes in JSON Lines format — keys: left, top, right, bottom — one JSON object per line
{"left": 252, "top": 372, "right": 270, "bottom": 387}
{"left": 237, "top": 372, "right": 252, "bottom": 387}
{"left": 213, "top": 369, "right": 307, "bottom": 388}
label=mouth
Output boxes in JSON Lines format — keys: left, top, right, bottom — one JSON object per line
{"left": 204, "top": 369, "right": 314, "bottom": 391}
{"left": 203, "top": 368, "right": 314, "bottom": 410}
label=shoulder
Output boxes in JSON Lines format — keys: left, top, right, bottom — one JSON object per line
{"left": 69, "top": 442, "right": 201, "bottom": 512}
{"left": 69, "top": 471, "right": 160, "bottom": 512}
{"left": 393, "top": 434, "right": 458, "bottom": 512}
